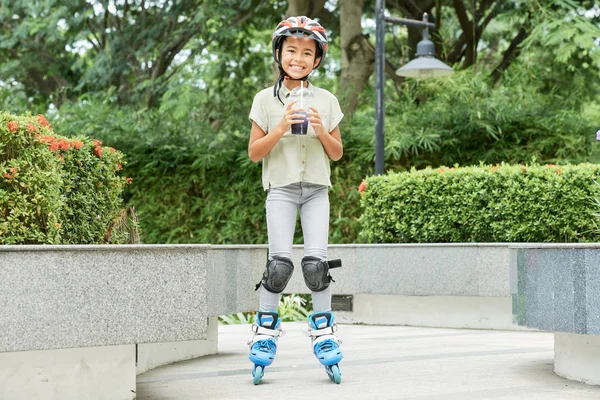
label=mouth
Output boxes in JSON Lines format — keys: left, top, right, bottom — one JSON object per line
{"left": 289, "top": 65, "right": 305, "bottom": 72}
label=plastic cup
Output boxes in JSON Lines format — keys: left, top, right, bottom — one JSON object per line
{"left": 289, "top": 86, "right": 313, "bottom": 135}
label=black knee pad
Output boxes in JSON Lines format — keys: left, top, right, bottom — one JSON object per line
{"left": 301, "top": 256, "right": 342, "bottom": 292}
{"left": 255, "top": 256, "right": 294, "bottom": 293}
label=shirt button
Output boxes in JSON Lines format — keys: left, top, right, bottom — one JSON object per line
{"left": 302, "top": 161, "right": 305, "bottom": 164}
{"left": 302, "top": 145, "right": 305, "bottom": 148}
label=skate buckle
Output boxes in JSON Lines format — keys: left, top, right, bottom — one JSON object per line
{"left": 251, "top": 324, "right": 284, "bottom": 337}
{"left": 307, "top": 325, "right": 337, "bottom": 338}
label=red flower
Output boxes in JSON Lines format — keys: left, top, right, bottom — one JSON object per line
{"left": 109, "top": 147, "right": 116, "bottom": 153}
{"left": 125, "top": 177, "right": 133, "bottom": 184}
{"left": 358, "top": 181, "right": 368, "bottom": 193}
{"left": 36, "top": 134, "right": 77, "bottom": 153}
{"left": 3, "top": 167, "right": 18, "bottom": 180}
{"left": 37, "top": 135, "right": 54, "bottom": 144}
{"left": 116, "top": 164, "right": 122, "bottom": 171}
{"left": 26, "top": 123, "right": 38, "bottom": 133}
{"left": 6, "top": 121, "right": 18, "bottom": 132}
{"left": 36, "top": 114, "right": 51, "bottom": 128}
{"left": 93, "top": 139, "right": 103, "bottom": 157}
{"left": 57, "top": 138, "right": 70, "bottom": 151}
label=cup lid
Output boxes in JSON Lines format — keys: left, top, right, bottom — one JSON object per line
{"left": 289, "top": 87, "right": 312, "bottom": 109}
{"left": 289, "top": 87, "right": 312, "bottom": 98}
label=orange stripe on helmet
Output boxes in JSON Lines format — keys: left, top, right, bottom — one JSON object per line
{"left": 297, "top": 16, "right": 308, "bottom": 28}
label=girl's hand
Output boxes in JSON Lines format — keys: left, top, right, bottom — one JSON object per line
{"left": 308, "top": 106, "right": 325, "bottom": 136}
{"left": 277, "top": 100, "right": 306, "bottom": 134}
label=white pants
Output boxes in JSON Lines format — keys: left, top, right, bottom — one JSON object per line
{"left": 260, "top": 182, "right": 332, "bottom": 312}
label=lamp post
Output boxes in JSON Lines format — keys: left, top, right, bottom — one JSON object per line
{"left": 374, "top": 1, "right": 454, "bottom": 175}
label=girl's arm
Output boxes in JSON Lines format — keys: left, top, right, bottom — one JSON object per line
{"left": 248, "top": 122, "right": 280, "bottom": 162}
{"left": 248, "top": 101, "right": 304, "bottom": 162}
{"left": 308, "top": 106, "right": 343, "bottom": 161}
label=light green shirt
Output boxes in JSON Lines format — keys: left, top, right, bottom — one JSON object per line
{"left": 249, "top": 82, "right": 344, "bottom": 191}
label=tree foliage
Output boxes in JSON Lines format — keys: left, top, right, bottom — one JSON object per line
{"left": 0, "top": 0, "right": 288, "bottom": 109}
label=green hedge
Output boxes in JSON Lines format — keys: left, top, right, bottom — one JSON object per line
{"left": 359, "top": 163, "right": 600, "bottom": 243}
{"left": 0, "top": 112, "right": 129, "bottom": 244}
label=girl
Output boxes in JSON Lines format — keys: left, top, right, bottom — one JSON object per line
{"left": 247, "top": 16, "right": 344, "bottom": 385}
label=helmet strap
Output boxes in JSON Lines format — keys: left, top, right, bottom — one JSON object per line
{"left": 273, "top": 65, "right": 310, "bottom": 105}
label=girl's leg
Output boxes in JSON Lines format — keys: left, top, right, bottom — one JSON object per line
{"left": 299, "top": 184, "right": 331, "bottom": 312}
{"left": 249, "top": 185, "right": 301, "bottom": 383}
{"left": 260, "top": 184, "right": 300, "bottom": 311}
{"left": 300, "top": 184, "right": 343, "bottom": 382}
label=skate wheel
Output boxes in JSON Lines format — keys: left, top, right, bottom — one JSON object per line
{"left": 331, "top": 364, "right": 341, "bottom": 384}
{"left": 253, "top": 365, "right": 264, "bottom": 385}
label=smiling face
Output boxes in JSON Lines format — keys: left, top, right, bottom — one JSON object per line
{"left": 278, "top": 36, "right": 321, "bottom": 81}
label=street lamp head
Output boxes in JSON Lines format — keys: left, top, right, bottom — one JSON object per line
{"left": 396, "top": 37, "right": 454, "bottom": 78}
{"left": 396, "top": 52, "right": 454, "bottom": 78}
{"left": 395, "top": 13, "right": 454, "bottom": 79}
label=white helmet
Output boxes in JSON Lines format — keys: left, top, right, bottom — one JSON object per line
{"left": 272, "top": 16, "right": 328, "bottom": 69}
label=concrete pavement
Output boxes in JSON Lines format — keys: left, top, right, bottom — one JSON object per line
{"left": 136, "top": 323, "right": 600, "bottom": 399}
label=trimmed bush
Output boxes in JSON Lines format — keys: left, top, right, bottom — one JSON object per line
{"left": 0, "top": 112, "right": 129, "bottom": 244}
{"left": 359, "top": 163, "right": 600, "bottom": 243}
{"left": 0, "top": 114, "right": 63, "bottom": 243}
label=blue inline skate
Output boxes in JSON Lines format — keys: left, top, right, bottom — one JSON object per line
{"left": 308, "top": 311, "right": 343, "bottom": 384}
{"left": 248, "top": 311, "right": 282, "bottom": 385}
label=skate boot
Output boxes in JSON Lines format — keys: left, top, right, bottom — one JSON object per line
{"left": 248, "top": 311, "right": 282, "bottom": 385}
{"left": 307, "top": 311, "right": 343, "bottom": 384}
